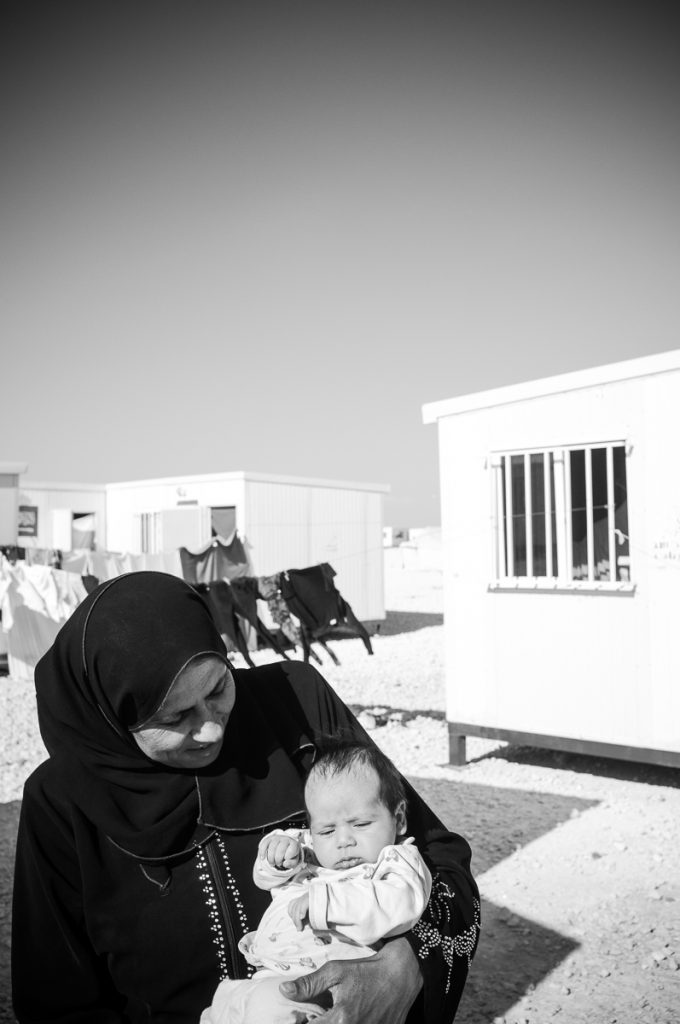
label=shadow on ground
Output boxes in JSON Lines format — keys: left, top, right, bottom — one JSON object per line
{"left": 409, "top": 777, "right": 598, "bottom": 876}
{"left": 405, "top": 777, "right": 594, "bottom": 1022}
{"left": 375, "top": 610, "right": 444, "bottom": 635}
{"left": 455, "top": 900, "right": 578, "bottom": 1024}
{"left": 475, "top": 743, "right": 680, "bottom": 789}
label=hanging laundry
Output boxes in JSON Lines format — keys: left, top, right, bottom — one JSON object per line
{"left": 257, "top": 572, "right": 323, "bottom": 665}
{"left": 191, "top": 580, "right": 254, "bottom": 667}
{"left": 3, "top": 581, "right": 60, "bottom": 681}
{"left": 60, "top": 550, "right": 93, "bottom": 575}
{"left": 24, "top": 548, "right": 62, "bottom": 568}
{"left": 279, "top": 563, "right": 373, "bottom": 666}
{"left": 258, "top": 572, "right": 302, "bottom": 647}
{"left": 179, "top": 532, "right": 252, "bottom": 584}
{"left": 90, "top": 551, "right": 128, "bottom": 582}
{"left": 229, "top": 577, "right": 291, "bottom": 660}
{"left": 81, "top": 575, "right": 100, "bottom": 595}
{"left": 0, "top": 546, "right": 26, "bottom": 563}
{"left": 1, "top": 563, "right": 87, "bottom": 681}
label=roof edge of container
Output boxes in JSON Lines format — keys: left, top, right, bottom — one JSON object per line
{"left": 21, "top": 480, "right": 108, "bottom": 491}
{"left": 422, "top": 347, "right": 680, "bottom": 423}
{"left": 104, "top": 471, "right": 390, "bottom": 494}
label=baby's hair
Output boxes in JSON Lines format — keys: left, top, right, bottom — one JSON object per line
{"left": 306, "top": 731, "right": 407, "bottom": 817}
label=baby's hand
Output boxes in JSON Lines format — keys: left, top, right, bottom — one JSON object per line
{"left": 288, "top": 892, "right": 310, "bottom": 931}
{"left": 259, "top": 833, "right": 302, "bottom": 870}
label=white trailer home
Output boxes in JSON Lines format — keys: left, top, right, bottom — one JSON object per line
{"left": 423, "top": 349, "right": 680, "bottom": 769}
{"left": 105, "top": 470, "right": 388, "bottom": 623}
{"left": 16, "top": 480, "right": 107, "bottom": 551}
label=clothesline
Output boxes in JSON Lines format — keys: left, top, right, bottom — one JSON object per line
{"left": 1, "top": 548, "right": 374, "bottom": 682}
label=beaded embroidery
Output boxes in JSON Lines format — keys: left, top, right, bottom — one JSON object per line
{"left": 196, "top": 835, "right": 254, "bottom": 981}
{"left": 412, "top": 876, "right": 481, "bottom": 994}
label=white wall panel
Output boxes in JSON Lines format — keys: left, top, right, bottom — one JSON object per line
{"left": 244, "top": 480, "right": 385, "bottom": 620}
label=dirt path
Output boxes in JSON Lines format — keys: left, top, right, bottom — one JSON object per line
{"left": 370, "top": 717, "right": 680, "bottom": 1024}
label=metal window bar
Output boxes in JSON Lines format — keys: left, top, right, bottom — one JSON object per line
{"left": 585, "top": 448, "right": 594, "bottom": 582}
{"left": 524, "top": 452, "right": 533, "bottom": 578}
{"left": 606, "top": 445, "right": 616, "bottom": 582}
{"left": 504, "top": 455, "right": 515, "bottom": 578}
{"left": 544, "top": 451, "right": 553, "bottom": 577}
{"left": 553, "top": 450, "right": 566, "bottom": 582}
{"left": 623, "top": 444, "right": 632, "bottom": 580}
{"left": 493, "top": 459, "right": 506, "bottom": 578}
{"left": 564, "top": 451, "right": 573, "bottom": 580}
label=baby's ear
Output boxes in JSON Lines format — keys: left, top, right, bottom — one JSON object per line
{"left": 395, "top": 800, "right": 407, "bottom": 836}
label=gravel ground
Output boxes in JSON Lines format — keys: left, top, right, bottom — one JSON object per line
{"left": 1, "top": 564, "right": 679, "bottom": 1023}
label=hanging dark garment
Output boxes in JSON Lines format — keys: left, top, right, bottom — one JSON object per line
{"left": 179, "top": 532, "right": 251, "bottom": 585}
{"left": 279, "top": 563, "right": 373, "bottom": 666}
{"left": 191, "top": 581, "right": 255, "bottom": 666}
{"left": 81, "top": 574, "right": 100, "bottom": 595}
{"left": 257, "top": 573, "right": 322, "bottom": 666}
{"left": 229, "top": 577, "right": 291, "bottom": 660}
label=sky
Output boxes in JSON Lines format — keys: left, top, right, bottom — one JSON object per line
{"left": 2, "top": 1, "right": 679, "bottom": 526}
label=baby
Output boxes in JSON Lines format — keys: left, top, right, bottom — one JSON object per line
{"left": 201, "top": 736, "right": 432, "bottom": 1023}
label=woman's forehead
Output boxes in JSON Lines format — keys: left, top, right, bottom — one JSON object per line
{"left": 156, "top": 655, "right": 228, "bottom": 713}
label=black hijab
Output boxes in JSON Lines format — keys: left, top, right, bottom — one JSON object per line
{"left": 35, "top": 572, "right": 310, "bottom": 860}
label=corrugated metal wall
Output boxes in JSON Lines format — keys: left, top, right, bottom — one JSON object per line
{"left": 244, "top": 480, "right": 385, "bottom": 621}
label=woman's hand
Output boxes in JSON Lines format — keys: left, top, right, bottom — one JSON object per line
{"left": 279, "top": 938, "right": 423, "bottom": 1023}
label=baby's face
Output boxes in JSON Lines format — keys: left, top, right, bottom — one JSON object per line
{"left": 305, "top": 763, "right": 406, "bottom": 870}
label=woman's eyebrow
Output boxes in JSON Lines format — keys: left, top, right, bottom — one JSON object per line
{"left": 159, "top": 670, "right": 227, "bottom": 716}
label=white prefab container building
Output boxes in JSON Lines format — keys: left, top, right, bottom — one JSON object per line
{"left": 16, "top": 480, "right": 107, "bottom": 551}
{"left": 423, "top": 349, "right": 680, "bottom": 769}
{"left": 105, "top": 471, "right": 389, "bottom": 622}
{"left": 1, "top": 463, "right": 28, "bottom": 545}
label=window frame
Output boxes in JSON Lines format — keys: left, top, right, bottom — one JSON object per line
{"left": 490, "top": 440, "right": 634, "bottom": 593}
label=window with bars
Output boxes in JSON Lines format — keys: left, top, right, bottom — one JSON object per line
{"left": 491, "top": 443, "right": 631, "bottom": 586}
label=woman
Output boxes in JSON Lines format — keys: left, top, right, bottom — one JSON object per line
{"left": 12, "top": 572, "right": 480, "bottom": 1023}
